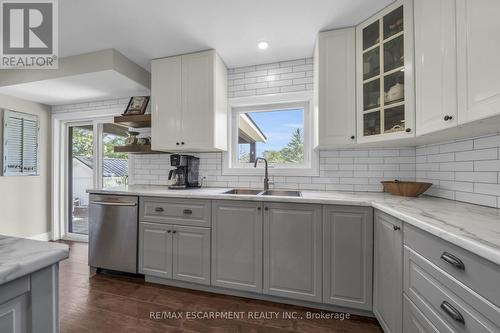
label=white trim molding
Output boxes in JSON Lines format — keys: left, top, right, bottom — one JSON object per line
{"left": 27, "top": 232, "right": 52, "bottom": 241}
{"left": 223, "top": 91, "right": 319, "bottom": 176}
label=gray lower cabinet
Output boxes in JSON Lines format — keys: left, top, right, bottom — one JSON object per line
{"left": 373, "top": 210, "right": 403, "bottom": 333}
{"left": 139, "top": 222, "right": 173, "bottom": 278}
{"left": 211, "top": 201, "right": 263, "bottom": 292}
{"left": 172, "top": 225, "right": 211, "bottom": 285}
{"left": 323, "top": 205, "right": 373, "bottom": 310}
{"left": 263, "top": 202, "right": 322, "bottom": 302}
{"left": 139, "top": 222, "right": 211, "bottom": 285}
{"left": 0, "top": 265, "right": 60, "bottom": 333}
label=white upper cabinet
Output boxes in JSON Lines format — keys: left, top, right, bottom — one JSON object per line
{"left": 356, "top": 0, "right": 415, "bottom": 143}
{"left": 456, "top": 0, "right": 500, "bottom": 124}
{"left": 414, "top": 0, "right": 458, "bottom": 135}
{"left": 315, "top": 28, "right": 356, "bottom": 147}
{"left": 151, "top": 50, "right": 227, "bottom": 152}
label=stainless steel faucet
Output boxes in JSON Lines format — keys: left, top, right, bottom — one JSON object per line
{"left": 254, "top": 157, "right": 270, "bottom": 191}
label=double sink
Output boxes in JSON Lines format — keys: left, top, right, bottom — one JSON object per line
{"left": 223, "top": 189, "right": 302, "bottom": 197}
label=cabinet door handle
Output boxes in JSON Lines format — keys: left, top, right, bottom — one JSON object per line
{"left": 154, "top": 207, "right": 164, "bottom": 212}
{"left": 257, "top": 207, "right": 261, "bottom": 211}
{"left": 440, "top": 301, "right": 465, "bottom": 324}
{"left": 444, "top": 115, "right": 453, "bottom": 121}
{"left": 264, "top": 207, "right": 269, "bottom": 211}
{"left": 405, "top": 128, "right": 411, "bottom": 133}
{"left": 393, "top": 225, "right": 401, "bottom": 231}
{"left": 172, "top": 230, "right": 177, "bottom": 234}
{"left": 183, "top": 209, "right": 193, "bottom": 215}
{"left": 441, "top": 252, "right": 465, "bottom": 270}
{"left": 167, "top": 230, "right": 171, "bottom": 233}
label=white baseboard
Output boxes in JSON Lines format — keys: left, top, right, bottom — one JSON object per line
{"left": 27, "top": 232, "right": 52, "bottom": 241}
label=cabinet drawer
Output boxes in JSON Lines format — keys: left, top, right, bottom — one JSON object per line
{"left": 404, "top": 224, "right": 500, "bottom": 307}
{"left": 403, "top": 295, "right": 441, "bottom": 333}
{"left": 140, "top": 197, "right": 211, "bottom": 227}
{"left": 404, "top": 246, "right": 500, "bottom": 332}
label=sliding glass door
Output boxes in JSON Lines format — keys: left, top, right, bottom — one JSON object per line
{"left": 66, "top": 121, "right": 129, "bottom": 238}
{"left": 68, "top": 123, "right": 94, "bottom": 235}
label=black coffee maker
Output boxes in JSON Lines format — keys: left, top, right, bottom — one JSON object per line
{"left": 168, "top": 154, "right": 200, "bottom": 189}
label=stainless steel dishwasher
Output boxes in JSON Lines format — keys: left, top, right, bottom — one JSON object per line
{"left": 89, "top": 194, "right": 139, "bottom": 273}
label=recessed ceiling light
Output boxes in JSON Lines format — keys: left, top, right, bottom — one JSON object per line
{"left": 258, "top": 41, "right": 269, "bottom": 50}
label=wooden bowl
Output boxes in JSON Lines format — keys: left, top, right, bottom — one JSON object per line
{"left": 381, "top": 180, "right": 432, "bottom": 197}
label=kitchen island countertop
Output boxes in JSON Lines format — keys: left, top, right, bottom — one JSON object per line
{"left": 0, "top": 235, "right": 69, "bottom": 285}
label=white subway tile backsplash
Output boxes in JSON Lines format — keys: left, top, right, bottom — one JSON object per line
{"left": 474, "top": 160, "right": 500, "bottom": 172}
{"left": 474, "top": 134, "right": 500, "bottom": 149}
{"left": 474, "top": 183, "right": 500, "bottom": 196}
{"left": 440, "top": 140, "right": 473, "bottom": 153}
{"left": 455, "top": 192, "right": 498, "bottom": 207}
{"left": 417, "top": 132, "right": 500, "bottom": 208}
{"left": 455, "top": 172, "right": 497, "bottom": 183}
{"left": 455, "top": 148, "right": 498, "bottom": 161}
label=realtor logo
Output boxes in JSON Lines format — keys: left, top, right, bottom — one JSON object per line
{"left": 0, "top": 0, "right": 58, "bottom": 68}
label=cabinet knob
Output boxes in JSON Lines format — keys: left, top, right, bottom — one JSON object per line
{"left": 444, "top": 115, "right": 453, "bottom": 121}
{"left": 257, "top": 207, "right": 261, "bottom": 211}
{"left": 393, "top": 225, "right": 401, "bottom": 231}
{"left": 181, "top": 142, "right": 185, "bottom": 145}
{"left": 264, "top": 207, "right": 269, "bottom": 211}
{"left": 183, "top": 209, "right": 193, "bottom": 215}
{"left": 405, "top": 128, "right": 411, "bottom": 133}
{"left": 350, "top": 136, "right": 355, "bottom": 140}
{"left": 167, "top": 230, "right": 171, "bottom": 233}
{"left": 155, "top": 207, "right": 164, "bottom": 212}
{"left": 176, "top": 142, "right": 180, "bottom": 145}
{"left": 172, "top": 230, "right": 177, "bottom": 234}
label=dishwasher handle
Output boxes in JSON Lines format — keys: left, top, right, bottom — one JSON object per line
{"left": 91, "top": 201, "right": 137, "bottom": 207}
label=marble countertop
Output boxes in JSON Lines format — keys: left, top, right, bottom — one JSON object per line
{"left": 88, "top": 185, "right": 500, "bottom": 266}
{"left": 0, "top": 236, "right": 69, "bottom": 285}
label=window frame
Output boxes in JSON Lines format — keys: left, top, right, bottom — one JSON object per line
{"left": 2, "top": 109, "right": 40, "bottom": 176}
{"left": 223, "top": 92, "right": 319, "bottom": 176}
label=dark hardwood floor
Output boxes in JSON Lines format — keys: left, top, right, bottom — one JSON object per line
{"left": 58, "top": 241, "right": 382, "bottom": 333}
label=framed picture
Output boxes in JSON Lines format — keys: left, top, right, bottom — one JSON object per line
{"left": 123, "top": 96, "right": 150, "bottom": 115}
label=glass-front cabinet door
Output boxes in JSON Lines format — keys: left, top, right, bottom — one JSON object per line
{"left": 356, "top": 0, "right": 414, "bottom": 143}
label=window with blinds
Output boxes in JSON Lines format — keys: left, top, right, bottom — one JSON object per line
{"left": 3, "top": 110, "right": 40, "bottom": 176}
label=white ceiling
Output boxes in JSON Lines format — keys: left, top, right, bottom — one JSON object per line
{"left": 59, "top": 0, "right": 394, "bottom": 70}
{"left": 0, "top": 70, "right": 150, "bottom": 105}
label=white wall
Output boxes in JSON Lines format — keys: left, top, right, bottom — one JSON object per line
{"left": 0, "top": 93, "right": 51, "bottom": 238}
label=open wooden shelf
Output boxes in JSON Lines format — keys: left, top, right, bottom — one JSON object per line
{"left": 113, "top": 144, "right": 164, "bottom": 154}
{"left": 113, "top": 114, "right": 151, "bottom": 128}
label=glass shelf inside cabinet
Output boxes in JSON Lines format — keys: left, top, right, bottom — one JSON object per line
{"left": 384, "top": 34, "right": 404, "bottom": 72}
{"left": 363, "top": 79, "right": 380, "bottom": 111}
{"left": 363, "top": 48, "right": 380, "bottom": 80}
{"left": 363, "top": 21, "right": 379, "bottom": 50}
{"left": 384, "top": 71, "right": 404, "bottom": 106}
{"left": 384, "top": 105, "right": 405, "bottom": 133}
{"left": 363, "top": 111, "right": 381, "bottom": 136}
{"left": 383, "top": 6, "right": 403, "bottom": 40}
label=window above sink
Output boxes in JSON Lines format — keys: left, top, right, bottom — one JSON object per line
{"left": 223, "top": 92, "right": 319, "bottom": 176}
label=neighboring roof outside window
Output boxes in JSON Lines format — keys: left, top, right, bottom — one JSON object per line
{"left": 238, "top": 113, "right": 267, "bottom": 144}
{"left": 74, "top": 156, "right": 127, "bottom": 177}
